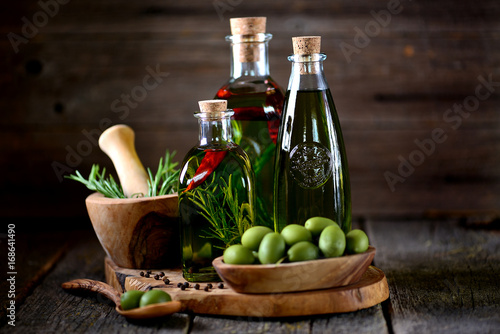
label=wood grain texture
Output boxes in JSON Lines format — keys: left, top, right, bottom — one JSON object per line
{"left": 366, "top": 218, "right": 500, "bottom": 333}
{"left": 118, "top": 262, "right": 389, "bottom": 317}
{"left": 85, "top": 192, "right": 180, "bottom": 269}
{"left": 3, "top": 217, "right": 498, "bottom": 332}
{"left": 4, "top": 230, "right": 190, "bottom": 333}
{"left": 212, "top": 246, "right": 375, "bottom": 293}
{"left": 1, "top": 0, "right": 499, "bottom": 220}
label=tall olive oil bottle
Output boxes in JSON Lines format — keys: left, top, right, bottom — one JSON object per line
{"left": 215, "top": 17, "right": 284, "bottom": 228}
{"left": 274, "top": 36, "right": 351, "bottom": 234}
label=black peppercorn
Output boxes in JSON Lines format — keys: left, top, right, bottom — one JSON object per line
{"left": 183, "top": 282, "right": 190, "bottom": 288}
{"left": 160, "top": 272, "right": 165, "bottom": 277}
{"left": 204, "top": 286, "right": 209, "bottom": 292}
{"left": 180, "top": 285, "right": 186, "bottom": 290}
{"left": 194, "top": 283, "right": 200, "bottom": 290}
{"left": 177, "top": 282, "right": 183, "bottom": 288}
{"left": 218, "top": 283, "right": 224, "bottom": 289}
{"left": 145, "top": 273, "right": 150, "bottom": 278}
{"left": 207, "top": 283, "right": 213, "bottom": 289}
{"left": 154, "top": 274, "right": 160, "bottom": 280}
{"left": 163, "top": 278, "right": 170, "bottom": 285}
{"left": 140, "top": 271, "right": 145, "bottom": 277}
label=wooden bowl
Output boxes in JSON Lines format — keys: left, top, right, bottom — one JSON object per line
{"left": 212, "top": 246, "right": 376, "bottom": 294}
{"left": 85, "top": 192, "right": 180, "bottom": 269}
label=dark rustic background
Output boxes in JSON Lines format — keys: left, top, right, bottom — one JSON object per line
{"left": 1, "top": 0, "right": 499, "bottom": 226}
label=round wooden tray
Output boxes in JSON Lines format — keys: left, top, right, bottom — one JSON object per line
{"left": 105, "top": 257, "right": 389, "bottom": 317}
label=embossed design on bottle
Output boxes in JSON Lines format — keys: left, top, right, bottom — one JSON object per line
{"left": 290, "top": 142, "right": 332, "bottom": 189}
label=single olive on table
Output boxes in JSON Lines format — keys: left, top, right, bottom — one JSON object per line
{"left": 222, "top": 218, "right": 370, "bottom": 265}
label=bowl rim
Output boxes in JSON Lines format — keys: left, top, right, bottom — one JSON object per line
{"left": 212, "top": 245, "right": 376, "bottom": 269}
{"left": 85, "top": 191, "right": 178, "bottom": 204}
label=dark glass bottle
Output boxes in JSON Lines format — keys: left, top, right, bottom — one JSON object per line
{"left": 178, "top": 100, "right": 256, "bottom": 282}
{"left": 215, "top": 17, "right": 284, "bottom": 229}
{"left": 274, "top": 36, "right": 352, "bottom": 234}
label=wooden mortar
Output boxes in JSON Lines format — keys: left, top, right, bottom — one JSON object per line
{"left": 86, "top": 192, "right": 180, "bottom": 269}
{"left": 85, "top": 124, "right": 180, "bottom": 269}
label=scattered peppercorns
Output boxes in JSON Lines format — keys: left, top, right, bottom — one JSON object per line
{"left": 163, "top": 278, "right": 170, "bottom": 285}
{"left": 180, "top": 285, "right": 186, "bottom": 290}
{"left": 218, "top": 283, "right": 224, "bottom": 289}
{"left": 139, "top": 271, "right": 145, "bottom": 277}
{"left": 204, "top": 286, "right": 209, "bottom": 292}
{"left": 207, "top": 283, "right": 213, "bottom": 289}
{"left": 177, "top": 282, "right": 183, "bottom": 288}
{"left": 160, "top": 272, "right": 165, "bottom": 277}
{"left": 145, "top": 273, "right": 150, "bottom": 278}
{"left": 183, "top": 282, "right": 190, "bottom": 289}
{"left": 194, "top": 283, "right": 200, "bottom": 290}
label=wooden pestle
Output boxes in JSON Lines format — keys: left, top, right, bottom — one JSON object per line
{"left": 98, "top": 124, "right": 149, "bottom": 198}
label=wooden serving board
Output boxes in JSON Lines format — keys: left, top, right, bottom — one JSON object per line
{"left": 105, "top": 257, "right": 389, "bottom": 317}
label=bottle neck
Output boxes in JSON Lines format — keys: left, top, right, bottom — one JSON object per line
{"left": 287, "top": 53, "right": 329, "bottom": 91}
{"left": 227, "top": 33, "right": 271, "bottom": 79}
{"left": 197, "top": 112, "right": 233, "bottom": 146}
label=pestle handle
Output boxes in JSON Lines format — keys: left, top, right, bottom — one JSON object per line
{"left": 98, "top": 124, "right": 149, "bottom": 198}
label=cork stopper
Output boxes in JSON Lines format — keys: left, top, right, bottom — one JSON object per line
{"left": 230, "top": 17, "right": 266, "bottom": 35}
{"left": 292, "top": 36, "right": 321, "bottom": 55}
{"left": 198, "top": 100, "right": 227, "bottom": 113}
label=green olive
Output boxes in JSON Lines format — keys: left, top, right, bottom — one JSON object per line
{"left": 304, "top": 217, "right": 339, "bottom": 237}
{"left": 346, "top": 229, "right": 369, "bottom": 254}
{"left": 139, "top": 289, "right": 171, "bottom": 307}
{"left": 280, "top": 224, "right": 312, "bottom": 246}
{"left": 258, "top": 233, "right": 286, "bottom": 264}
{"left": 319, "top": 225, "right": 346, "bottom": 258}
{"left": 287, "top": 241, "right": 319, "bottom": 262}
{"left": 241, "top": 226, "right": 273, "bottom": 251}
{"left": 120, "top": 290, "right": 145, "bottom": 310}
{"left": 223, "top": 244, "right": 255, "bottom": 264}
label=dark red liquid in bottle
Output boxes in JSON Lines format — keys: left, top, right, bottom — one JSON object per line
{"left": 215, "top": 78, "right": 284, "bottom": 227}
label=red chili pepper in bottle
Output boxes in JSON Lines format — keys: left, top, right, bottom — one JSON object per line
{"left": 183, "top": 150, "right": 227, "bottom": 193}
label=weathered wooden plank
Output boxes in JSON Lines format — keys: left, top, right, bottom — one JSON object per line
{"left": 1, "top": 0, "right": 499, "bottom": 219}
{"left": 366, "top": 219, "right": 500, "bottom": 333}
{"left": 0, "top": 226, "right": 70, "bottom": 326}
{"left": 1, "top": 229, "right": 190, "bottom": 333}
{"left": 190, "top": 304, "right": 388, "bottom": 334}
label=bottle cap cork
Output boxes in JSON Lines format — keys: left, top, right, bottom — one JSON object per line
{"left": 230, "top": 17, "right": 266, "bottom": 35}
{"left": 292, "top": 36, "right": 321, "bottom": 55}
{"left": 198, "top": 100, "right": 227, "bottom": 113}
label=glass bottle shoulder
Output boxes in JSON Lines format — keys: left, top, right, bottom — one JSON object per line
{"left": 216, "top": 76, "right": 283, "bottom": 97}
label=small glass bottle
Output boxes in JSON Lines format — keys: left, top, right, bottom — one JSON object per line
{"left": 179, "top": 100, "right": 256, "bottom": 282}
{"left": 274, "top": 36, "right": 352, "bottom": 234}
{"left": 215, "top": 17, "right": 284, "bottom": 229}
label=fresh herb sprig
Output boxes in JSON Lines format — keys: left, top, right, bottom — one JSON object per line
{"left": 147, "top": 150, "right": 180, "bottom": 197}
{"left": 65, "top": 165, "right": 126, "bottom": 198}
{"left": 65, "top": 150, "right": 180, "bottom": 198}
{"left": 185, "top": 175, "right": 254, "bottom": 248}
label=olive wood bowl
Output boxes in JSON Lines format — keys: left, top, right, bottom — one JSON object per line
{"left": 85, "top": 192, "right": 179, "bottom": 269}
{"left": 212, "top": 246, "right": 376, "bottom": 294}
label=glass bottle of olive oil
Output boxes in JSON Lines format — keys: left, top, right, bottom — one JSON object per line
{"left": 215, "top": 17, "right": 284, "bottom": 229}
{"left": 179, "top": 100, "right": 256, "bottom": 282}
{"left": 274, "top": 36, "right": 352, "bottom": 234}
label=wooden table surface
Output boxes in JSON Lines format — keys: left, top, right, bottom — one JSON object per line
{"left": 1, "top": 217, "right": 498, "bottom": 333}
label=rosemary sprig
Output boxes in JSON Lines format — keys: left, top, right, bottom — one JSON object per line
{"left": 65, "top": 164, "right": 126, "bottom": 198}
{"left": 186, "top": 175, "right": 254, "bottom": 248}
{"left": 147, "top": 150, "right": 180, "bottom": 197}
{"left": 65, "top": 150, "right": 180, "bottom": 198}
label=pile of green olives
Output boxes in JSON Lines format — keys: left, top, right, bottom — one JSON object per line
{"left": 120, "top": 289, "right": 172, "bottom": 310}
{"left": 223, "top": 217, "right": 370, "bottom": 265}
